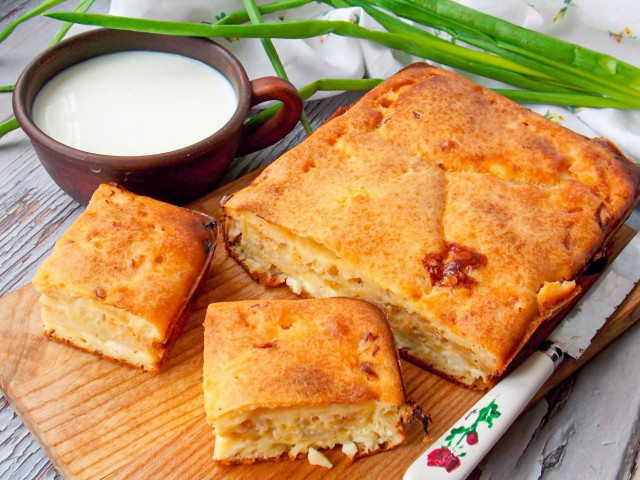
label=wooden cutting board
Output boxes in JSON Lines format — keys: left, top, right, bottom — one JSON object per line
{"left": 0, "top": 170, "right": 638, "bottom": 480}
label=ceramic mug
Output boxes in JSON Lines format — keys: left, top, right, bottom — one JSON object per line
{"left": 13, "top": 28, "right": 303, "bottom": 205}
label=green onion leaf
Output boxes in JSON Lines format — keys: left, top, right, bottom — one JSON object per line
{"left": 242, "top": 0, "right": 312, "bottom": 134}
{"left": 43, "top": 14, "right": 573, "bottom": 90}
{"left": 0, "top": 0, "right": 68, "bottom": 43}
{"left": 218, "top": 0, "right": 314, "bottom": 25}
{"left": 245, "top": 77, "right": 383, "bottom": 131}
{"left": 0, "top": 117, "right": 20, "bottom": 138}
{"left": 49, "top": 0, "right": 95, "bottom": 45}
{"left": 412, "top": 0, "right": 640, "bottom": 89}
{"left": 33, "top": 3, "right": 640, "bottom": 113}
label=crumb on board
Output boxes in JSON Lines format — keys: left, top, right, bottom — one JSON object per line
{"left": 307, "top": 447, "right": 333, "bottom": 468}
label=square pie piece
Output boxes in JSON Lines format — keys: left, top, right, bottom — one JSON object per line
{"left": 203, "top": 298, "right": 416, "bottom": 465}
{"left": 223, "top": 63, "right": 640, "bottom": 388}
{"left": 33, "top": 184, "right": 216, "bottom": 372}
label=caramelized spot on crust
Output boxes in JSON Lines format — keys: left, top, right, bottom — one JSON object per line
{"left": 595, "top": 203, "right": 613, "bottom": 230}
{"left": 362, "top": 331, "right": 378, "bottom": 343}
{"left": 423, "top": 242, "right": 487, "bottom": 287}
{"left": 291, "top": 366, "right": 330, "bottom": 395}
{"left": 326, "top": 315, "right": 350, "bottom": 338}
{"left": 440, "top": 140, "right": 455, "bottom": 150}
{"left": 359, "top": 362, "right": 378, "bottom": 379}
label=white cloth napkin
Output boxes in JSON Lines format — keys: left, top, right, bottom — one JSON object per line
{"left": 109, "top": 0, "right": 640, "bottom": 159}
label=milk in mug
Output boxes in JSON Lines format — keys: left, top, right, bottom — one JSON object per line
{"left": 33, "top": 51, "right": 238, "bottom": 156}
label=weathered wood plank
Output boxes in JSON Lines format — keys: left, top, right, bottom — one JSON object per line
{"left": 0, "top": 3, "right": 100, "bottom": 479}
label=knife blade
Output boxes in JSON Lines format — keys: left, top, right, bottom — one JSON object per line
{"left": 549, "top": 233, "right": 640, "bottom": 358}
{"left": 404, "top": 232, "right": 640, "bottom": 480}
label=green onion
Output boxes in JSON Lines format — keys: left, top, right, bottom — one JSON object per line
{"left": 412, "top": 0, "right": 640, "bottom": 90}
{"left": 49, "top": 0, "right": 95, "bottom": 45}
{"left": 494, "top": 90, "right": 633, "bottom": 109}
{"left": 44, "top": 13, "right": 550, "bottom": 79}
{"left": 44, "top": 11, "right": 640, "bottom": 109}
{"left": 298, "top": 78, "right": 384, "bottom": 96}
{"left": 0, "top": 85, "right": 14, "bottom": 92}
{"left": 359, "top": 0, "right": 640, "bottom": 101}
{"left": 245, "top": 78, "right": 383, "bottom": 131}
{"left": 242, "top": 0, "right": 312, "bottom": 134}
{"left": 7, "top": 0, "right": 640, "bottom": 141}
{"left": 218, "top": 0, "right": 314, "bottom": 25}
{"left": 246, "top": 77, "right": 632, "bottom": 134}
{"left": 0, "top": 118, "right": 19, "bottom": 138}
{"left": 0, "top": 0, "right": 67, "bottom": 43}
{"left": 41, "top": 14, "right": 570, "bottom": 90}
{"left": 340, "top": 1, "right": 573, "bottom": 94}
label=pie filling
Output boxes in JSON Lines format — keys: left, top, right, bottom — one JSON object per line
{"left": 226, "top": 212, "right": 497, "bottom": 387}
{"left": 37, "top": 289, "right": 165, "bottom": 370}
{"left": 209, "top": 401, "right": 410, "bottom": 461}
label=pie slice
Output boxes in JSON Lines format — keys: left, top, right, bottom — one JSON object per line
{"left": 203, "top": 298, "right": 419, "bottom": 465}
{"left": 32, "top": 184, "right": 216, "bottom": 372}
{"left": 222, "top": 63, "right": 639, "bottom": 388}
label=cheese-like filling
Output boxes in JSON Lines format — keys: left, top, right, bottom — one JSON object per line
{"left": 226, "top": 212, "right": 495, "bottom": 387}
{"left": 210, "top": 402, "right": 409, "bottom": 461}
{"left": 37, "top": 289, "right": 164, "bottom": 370}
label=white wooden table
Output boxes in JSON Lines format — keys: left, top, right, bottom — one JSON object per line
{"left": 1, "top": 1, "right": 639, "bottom": 479}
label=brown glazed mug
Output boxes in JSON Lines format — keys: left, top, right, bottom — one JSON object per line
{"left": 13, "top": 28, "right": 303, "bottom": 205}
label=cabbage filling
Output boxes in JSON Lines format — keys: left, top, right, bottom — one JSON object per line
{"left": 226, "top": 212, "right": 496, "bottom": 387}
{"left": 210, "top": 402, "right": 409, "bottom": 461}
{"left": 37, "top": 288, "right": 164, "bottom": 370}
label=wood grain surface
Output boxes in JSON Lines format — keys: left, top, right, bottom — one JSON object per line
{"left": 0, "top": 168, "right": 637, "bottom": 480}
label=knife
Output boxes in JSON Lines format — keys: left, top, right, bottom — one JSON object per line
{"left": 404, "top": 232, "right": 640, "bottom": 480}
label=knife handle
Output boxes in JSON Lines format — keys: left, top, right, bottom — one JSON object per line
{"left": 404, "top": 345, "right": 563, "bottom": 480}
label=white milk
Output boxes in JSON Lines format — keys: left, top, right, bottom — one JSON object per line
{"left": 33, "top": 51, "right": 238, "bottom": 156}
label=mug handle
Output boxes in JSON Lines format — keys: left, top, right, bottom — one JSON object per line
{"left": 237, "top": 76, "right": 303, "bottom": 156}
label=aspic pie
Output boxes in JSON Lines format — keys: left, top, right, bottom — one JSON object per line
{"left": 33, "top": 184, "right": 216, "bottom": 372}
{"left": 203, "top": 298, "right": 418, "bottom": 465}
{"left": 222, "top": 63, "right": 640, "bottom": 388}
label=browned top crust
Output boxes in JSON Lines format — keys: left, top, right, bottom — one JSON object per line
{"left": 224, "top": 64, "right": 639, "bottom": 374}
{"left": 203, "top": 298, "right": 406, "bottom": 421}
{"left": 33, "top": 184, "right": 213, "bottom": 340}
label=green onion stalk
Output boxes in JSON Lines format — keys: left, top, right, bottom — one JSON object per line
{"left": 245, "top": 78, "right": 383, "bottom": 132}
{"left": 0, "top": 0, "right": 67, "bottom": 43}
{"left": 0, "top": 0, "right": 95, "bottom": 138}
{"left": 43, "top": 9, "right": 640, "bottom": 110}
{"left": 240, "top": 0, "right": 313, "bottom": 134}
{"left": 2, "top": 0, "right": 640, "bottom": 140}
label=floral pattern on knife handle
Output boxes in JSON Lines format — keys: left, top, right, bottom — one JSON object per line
{"left": 426, "top": 399, "right": 502, "bottom": 473}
